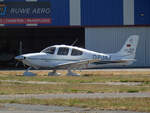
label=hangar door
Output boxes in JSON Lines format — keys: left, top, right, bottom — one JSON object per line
{"left": 0, "top": 28, "right": 84, "bottom": 69}
{"left": 85, "top": 27, "right": 150, "bottom": 67}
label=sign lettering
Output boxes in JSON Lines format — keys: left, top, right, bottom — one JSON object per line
{"left": 0, "top": 1, "right": 51, "bottom": 24}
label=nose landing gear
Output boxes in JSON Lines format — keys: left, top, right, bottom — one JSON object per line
{"left": 23, "top": 67, "right": 37, "bottom": 76}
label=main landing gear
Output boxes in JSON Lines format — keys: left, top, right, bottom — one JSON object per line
{"left": 66, "top": 69, "right": 80, "bottom": 76}
{"left": 48, "top": 70, "right": 61, "bottom": 76}
{"left": 22, "top": 68, "right": 80, "bottom": 76}
{"left": 48, "top": 69, "right": 80, "bottom": 76}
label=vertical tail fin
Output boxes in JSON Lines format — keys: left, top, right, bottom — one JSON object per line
{"left": 117, "top": 35, "right": 139, "bottom": 59}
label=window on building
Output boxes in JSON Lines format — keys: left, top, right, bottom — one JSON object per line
{"left": 71, "top": 49, "right": 83, "bottom": 56}
{"left": 57, "top": 47, "right": 69, "bottom": 55}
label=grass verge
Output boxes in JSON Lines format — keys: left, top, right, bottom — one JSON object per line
{"left": 0, "top": 70, "right": 150, "bottom": 94}
{"left": 0, "top": 81, "right": 150, "bottom": 94}
{"left": 0, "top": 70, "right": 150, "bottom": 83}
{"left": 0, "top": 98, "right": 150, "bottom": 112}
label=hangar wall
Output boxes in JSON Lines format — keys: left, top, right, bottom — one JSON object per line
{"left": 0, "top": 0, "right": 150, "bottom": 26}
{"left": 0, "top": 0, "right": 150, "bottom": 68}
{"left": 135, "top": 0, "right": 150, "bottom": 25}
{"left": 0, "top": 0, "right": 70, "bottom": 26}
{"left": 81, "top": 0, "right": 150, "bottom": 26}
{"left": 82, "top": 0, "right": 150, "bottom": 67}
{"left": 85, "top": 27, "right": 150, "bottom": 67}
{"left": 81, "top": 0, "right": 123, "bottom": 26}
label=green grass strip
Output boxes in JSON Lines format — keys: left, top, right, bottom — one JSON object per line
{"left": 0, "top": 98, "right": 150, "bottom": 112}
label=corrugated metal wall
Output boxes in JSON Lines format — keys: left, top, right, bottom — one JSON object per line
{"left": 135, "top": 0, "right": 150, "bottom": 25}
{"left": 50, "top": 0, "right": 69, "bottom": 26}
{"left": 1, "top": 0, "right": 150, "bottom": 26}
{"left": 123, "top": 0, "right": 134, "bottom": 25}
{"left": 85, "top": 27, "right": 150, "bottom": 67}
{"left": 81, "top": 0, "right": 123, "bottom": 26}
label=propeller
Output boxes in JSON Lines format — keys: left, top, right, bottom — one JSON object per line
{"left": 15, "top": 55, "right": 27, "bottom": 67}
{"left": 15, "top": 61, "right": 19, "bottom": 67}
{"left": 15, "top": 41, "right": 25, "bottom": 68}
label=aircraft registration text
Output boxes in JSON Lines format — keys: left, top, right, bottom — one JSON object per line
{"left": 93, "top": 55, "right": 111, "bottom": 61}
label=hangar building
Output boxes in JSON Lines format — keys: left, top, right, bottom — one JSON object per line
{"left": 0, "top": 0, "right": 150, "bottom": 68}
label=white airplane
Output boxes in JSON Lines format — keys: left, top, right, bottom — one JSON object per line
{"left": 15, "top": 35, "right": 139, "bottom": 76}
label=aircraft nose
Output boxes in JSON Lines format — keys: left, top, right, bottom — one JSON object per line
{"left": 15, "top": 55, "right": 26, "bottom": 61}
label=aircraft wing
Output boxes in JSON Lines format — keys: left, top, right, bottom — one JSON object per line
{"left": 51, "top": 59, "right": 100, "bottom": 69}
{"left": 51, "top": 59, "right": 135, "bottom": 69}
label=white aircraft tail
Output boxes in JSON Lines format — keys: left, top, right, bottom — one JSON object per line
{"left": 117, "top": 35, "right": 139, "bottom": 59}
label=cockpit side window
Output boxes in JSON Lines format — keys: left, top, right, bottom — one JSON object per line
{"left": 42, "top": 47, "right": 56, "bottom": 54}
{"left": 57, "top": 47, "right": 69, "bottom": 56}
{"left": 71, "top": 49, "right": 83, "bottom": 56}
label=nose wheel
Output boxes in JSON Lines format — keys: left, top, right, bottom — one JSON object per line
{"left": 23, "top": 67, "right": 37, "bottom": 76}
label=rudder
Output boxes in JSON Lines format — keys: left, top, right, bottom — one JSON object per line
{"left": 117, "top": 35, "right": 139, "bottom": 59}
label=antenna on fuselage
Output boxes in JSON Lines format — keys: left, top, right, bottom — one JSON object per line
{"left": 71, "top": 39, "right": 78, "bottom": 46}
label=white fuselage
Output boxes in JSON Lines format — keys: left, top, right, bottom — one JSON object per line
{"left": 15, "top": 35, "right": 139, "bottom": 76}
{"left": 17, "top": 45, "right": 131, "bottom": 69}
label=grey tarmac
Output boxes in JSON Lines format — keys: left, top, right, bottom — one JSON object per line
{"left": 0, "top": 104, "right": 148, "bottom": 113}
{"left": 0, "top": 80, "right": 142, "bottom": 86}
{"left": 0, "top": 92, "right": 150, "bottom": 100}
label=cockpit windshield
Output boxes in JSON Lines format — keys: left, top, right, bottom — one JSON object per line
{"left": 41, "top": 47, "right": 56, "bottom": 54}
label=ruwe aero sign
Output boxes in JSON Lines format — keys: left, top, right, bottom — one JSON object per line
{"left": 0, "top": 1, "right": 51, "bottom": 24}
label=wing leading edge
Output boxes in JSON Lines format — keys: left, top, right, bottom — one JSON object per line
{"left": 51, "top": 59, "right": 135, "bottom": 69}
{"left": 51, "top": 59, "right": 100, "bottom": 69}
